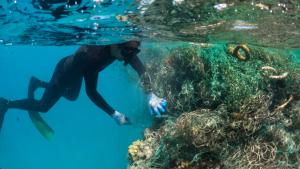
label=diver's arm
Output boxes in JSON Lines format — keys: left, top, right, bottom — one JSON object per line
{"left": 129, "top": 55, "right": 167, "bottom": 115}
{"left": 84, "top": 73, "right": 115, "bottom": 115}
{"left": 129, "top": 55, "right": 152, "bottom": 94}
{"left": 128, "top": 55, "right": 146, "bottom": 76}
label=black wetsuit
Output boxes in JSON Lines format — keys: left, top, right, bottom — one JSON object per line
{"left": 7, "top": 45, "right": 150, "bottom": 115}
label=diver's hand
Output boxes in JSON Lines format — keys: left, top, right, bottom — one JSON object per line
{"left": 110, "top": 111, "right": 131, "bottom": 125}
{"left": 148, "top": 93, "right": 167, "bottom": 115}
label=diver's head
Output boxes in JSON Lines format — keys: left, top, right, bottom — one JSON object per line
{"left": 121, "top": 41, "right": 141, "bottom": 48}
{"left": 111, "top": 41, "right": 141, "bottom": 65}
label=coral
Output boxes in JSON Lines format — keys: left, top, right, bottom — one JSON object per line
{"left": 176, "top": 159, "right": 190, "bottom": 168}
{"left": 127, "top": 139, "right": 153, "bottom": 163}
{"left": 128, "top": 140, "right": 144, "bottom": 161}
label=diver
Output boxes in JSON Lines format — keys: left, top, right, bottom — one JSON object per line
{"left": 0, "top": 41, "right": 167, "bottom": 132}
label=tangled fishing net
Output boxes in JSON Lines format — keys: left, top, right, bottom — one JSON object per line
{"left": 126, "top": 43, "right": 300, "bottom": 168}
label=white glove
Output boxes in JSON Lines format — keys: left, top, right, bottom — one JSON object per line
{"left": 148, "top": 93, "right": 167, "bottom": 115}
{"left": 110, "top": 111, "right": 131, "bottom": 125}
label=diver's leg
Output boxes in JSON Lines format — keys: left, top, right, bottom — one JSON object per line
{"left": 27, "top": 76, "right": 81, "bottom": 101}
{"left": 0, "top": 82, "right": 63, "bottom": 132}
{"left": 0, "top": 98, "right": 8, "bottom": 132}
{"left": 28, "top": 76, "right": 49, "bottom": 99}
{"left": 7, "top": 56, "right": 68, "bottom": 113}
{"left": 0, "top": 76, "right": 50, "bottom": 132}
{"left": 62, "top": 77, "right": 82, "bottom": 101}
{"left": 7, "top": 81, "right": 66, "bottom": 113}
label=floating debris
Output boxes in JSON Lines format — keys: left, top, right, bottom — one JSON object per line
{"left": 227, "top": 44, "right": 250, "bottom": 61}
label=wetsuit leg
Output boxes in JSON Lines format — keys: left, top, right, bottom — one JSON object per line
{"left": 28, "top": 76, "right": 82, "bottom": 101}
{"left": 7, "top": 58, "right": 68, "bottom": 113}
{"left": 0, "top": 98, "right": 8, "bottom": 132}
{"left": 62, "top": 77, "right": 82, "bottom": 101}
{"left": 8, "top": 82, "right": 66, "bottom": 113}
{"left": 28, "top": 76, "right": 49, "bottom": 99}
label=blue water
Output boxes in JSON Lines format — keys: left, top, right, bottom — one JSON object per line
{"left": 0, "top": 45, "right": 150, "bottom": 169}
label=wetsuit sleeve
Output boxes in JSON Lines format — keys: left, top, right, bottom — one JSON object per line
{"left": 129, "top": 55, "right": 152, "bottom": 94}
{"left": 84, "top": 73, "right": 115, "bottom": 115}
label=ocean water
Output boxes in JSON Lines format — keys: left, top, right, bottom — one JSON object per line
{"left": 1, "top": 0, "right": 300, "bottom": 168}
{"left": 0, "top": 45, "right": 150, "bottom": 169}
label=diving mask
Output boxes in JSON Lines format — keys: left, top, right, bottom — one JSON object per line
{"left": 121, "top": 46, "right": 141, "bottom": 66}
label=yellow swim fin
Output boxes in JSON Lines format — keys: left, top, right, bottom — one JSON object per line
{"left": 28, "top": 111, "right": 54, "bottom": 141}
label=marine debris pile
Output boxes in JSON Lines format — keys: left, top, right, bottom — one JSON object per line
{"left": 127, "top": 43, "right": 300, "bottom": 168}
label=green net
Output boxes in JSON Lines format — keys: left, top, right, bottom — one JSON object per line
{"left": 127, "top": 43, "right": 300, "bottom": 169}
